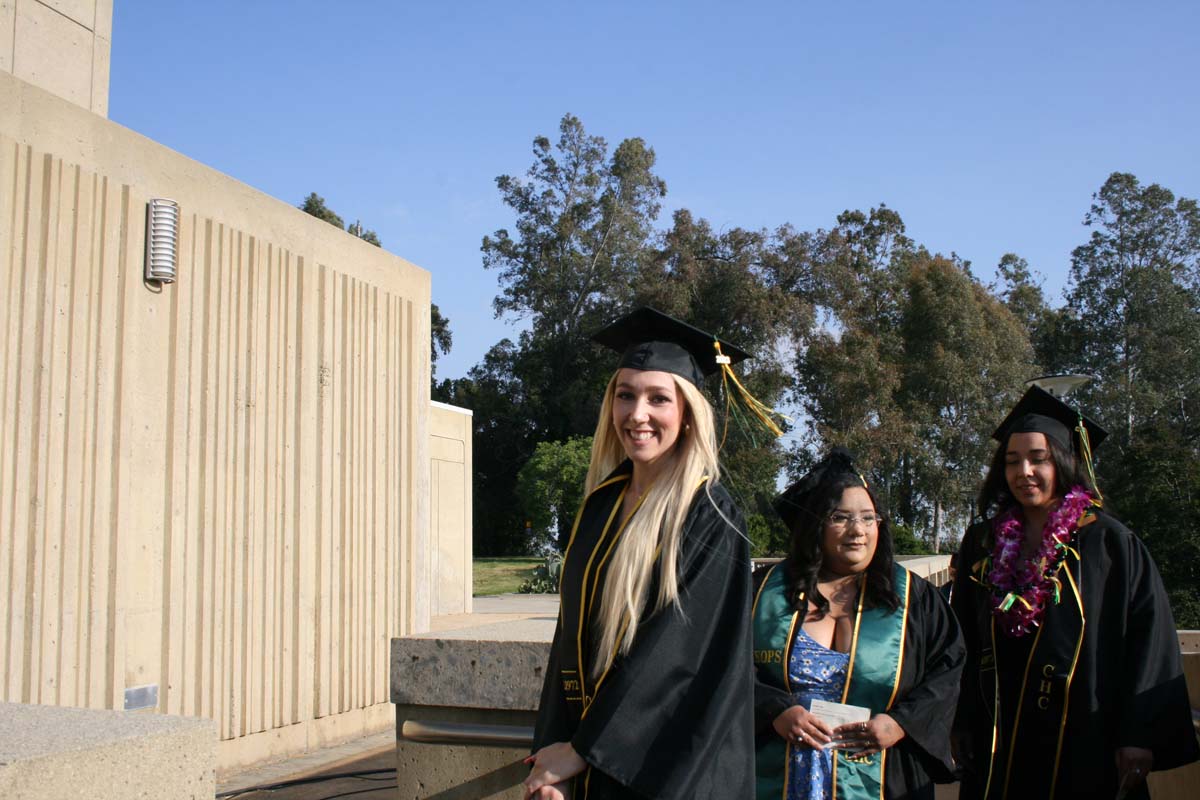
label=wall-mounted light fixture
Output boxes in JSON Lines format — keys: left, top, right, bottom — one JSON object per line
{"left": 144, "top": 198, "right": 180, "bottom": 283}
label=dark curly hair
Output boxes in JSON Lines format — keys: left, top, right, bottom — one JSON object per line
{"left": 976, "top": 432, "right": 1093, "bottom": 520}
{"left": 782, "top": 473, "right": 900, "bottom": 617}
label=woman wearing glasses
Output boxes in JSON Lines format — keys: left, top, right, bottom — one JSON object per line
{"left": 951, "top": 387, "right": 1198, "bottom": 799}
{"left": 753, "top": 448, "right": 964, "bottom": 800}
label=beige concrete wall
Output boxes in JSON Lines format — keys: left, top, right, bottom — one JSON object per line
{"left": 0, "top": 70, "right": 431, "bottom": 770}
{"left": 430, "top": 401, "right": 472, "bottom": 616}
{"left": 0, "top": 0, "right": 112, "bottom": 116}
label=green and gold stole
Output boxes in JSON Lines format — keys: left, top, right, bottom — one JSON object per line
{"left": 752, "top": 562, "right": 911, "bottom": 800}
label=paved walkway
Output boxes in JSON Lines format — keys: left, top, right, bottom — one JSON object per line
{"left": 422, "top": 593, "right": 559, "bottom": 641}
{"left": 217, "top": 732, "right": 395, "bottom": 799}
{"left": 213, "top": 591, "right": 975, "bottom": 800}
{"left": 217, "top": 594, "right": 555, "bottom": 799}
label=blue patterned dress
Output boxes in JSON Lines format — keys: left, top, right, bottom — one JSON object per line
{"left": 785, "top": 628, "right": 850, "bottom": 800}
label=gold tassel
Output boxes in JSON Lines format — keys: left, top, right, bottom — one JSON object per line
{"left": 714, "top": 341, "right": 789, "bottom": 448}
{"left": 1076, "top": 415, "right": 1105, "bottom": 505}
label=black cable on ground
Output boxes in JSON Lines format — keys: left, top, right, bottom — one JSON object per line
{"left": 215, "top": 767, "right": 397, "bottom": 798}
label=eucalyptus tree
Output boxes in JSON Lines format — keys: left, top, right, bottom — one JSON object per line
{"left": 900, "top": 256, "right": 1036, "bottom": 549}
{"left": 789, "top": 207, "right": 1037, "bottom": 549}
{"left": 481, "top": 114, "right": 668, "bottom": 443}
{"left": 1064, "top": 172, "right": 1200, "bottom": 451}
{"left": 459, "top": 115, "right": 669, "bottom": 552}
{"left": 1057, "top": 172, "right": 1200, "bottom": 626}
{"left": 636, "top": 210, "right": 814, "bottom": 553}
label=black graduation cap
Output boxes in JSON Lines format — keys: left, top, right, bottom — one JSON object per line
{"left": 590, "top": 307, "right": 752, "bottom": 388}
{"left": 992, "top": 385, "right": 1108, "bottom": 454}
{"left": 773, "top": 447, "right": 865, "bottom": 532}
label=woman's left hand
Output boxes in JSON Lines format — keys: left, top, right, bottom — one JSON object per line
{"left": 524, "top": 742, "right": 585, "bottom": 799}
{"left": 832, "top": 714, "right": 905, "bottom": 756}
{"left": 1115, "top": 746, "right": 1153, "bottom": 794}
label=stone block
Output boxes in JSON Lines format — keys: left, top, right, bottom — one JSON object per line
{"left": 392, "top": 633, "right": 553, "bottom": 798}
{"left": 95, "top": 0, "right": 111, "bottom": 39}
{"left": 0, "top": 702, "right": 216, "bottom": 799}
{"left": 394, "top": 705, "right": 535, "bottom": 800}
{"left": 0, "top": 1, "right": 14, "bottom": 72}
{"left": 91, "top": 33, "right": 109, "bottom": 116}
{"left": 39, "top": 0, "right": 96, "bottom": 30}
{"left": 392, "top": 637, "right": 552, "bottom": 711}
{"left": 13, "top": 0, "right": 93, "bottom": 108}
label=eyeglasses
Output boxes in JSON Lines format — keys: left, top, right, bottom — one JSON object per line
{"left": 826, "top": 512, "right": 882, "bottom": 529}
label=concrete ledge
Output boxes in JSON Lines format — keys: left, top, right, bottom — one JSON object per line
{"left": 0, "top": 702, "right": 216, "bottom": 799}
{"left": 394, "top": 705, "right": 535, "bottom": 800}
{"left": 895, "top": 554, "right": 953, "bottom": 582}
{"left": 392, "top": 608, "right": 556, "bottom": 799}
{"left": 391, "top": 637, "right": 552, "bottom": 710}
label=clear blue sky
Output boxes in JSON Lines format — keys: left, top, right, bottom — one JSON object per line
{"left": 109, "top": 1, "right": 1199, "bottom": 382}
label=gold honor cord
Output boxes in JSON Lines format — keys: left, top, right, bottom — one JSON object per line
{"left": 713, "top": 340, "right": 789, "bottom": 449}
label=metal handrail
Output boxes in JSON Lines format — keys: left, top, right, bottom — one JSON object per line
{"left": 400, "top": 710, "right": 1199, "bottom": 749}
{"left": 401, "top": 719, "right": 535, "bottom": 748}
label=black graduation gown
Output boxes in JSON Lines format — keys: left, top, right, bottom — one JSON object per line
{"left": 952, "top": 510, "right": 1199, "bottom": 800}
{"left": 752, "top": 563, "right": 966, "bottom": 799}
{"left": 533, "top": 462, "right": 756, "bottom": 800}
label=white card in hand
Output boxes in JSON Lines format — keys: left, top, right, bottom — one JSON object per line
{"left": 808, "top": 699, "right": 870, "bottom": 749}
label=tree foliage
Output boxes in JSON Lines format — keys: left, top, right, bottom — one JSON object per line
{"left": 431, "top": 303, "right": 452, "bottom": 377}
{"left": 516, "top": 437, "right": 593, "bottom": 552}
{"left": 481, "top": 113, "right": 669, "bottom": 444}
{"left": 899, "top": 256, "right": 1036, "bottom": 548}
{"left": 457, "top": 118, "right": 1199, "bottom": 624}
{"left": 300, "top": 192, "right": 344, "bottom": 229}
{"left": 636, "top": 210, "right": 811, "bottom": 554}
{"left": 1063, "top": 173, "right": 1200, "bottom": 451}
{"left": 789, "top": 208, "right": 1037, "bottom": 550}
{"left": 463, "top": 116, "right": 804, "bottom": 554}
{"left": 1051, "top": 172, "right": 1200, "bottom": 625}
{"left": 461, "top": 115, "right": 674, "bottom": 554}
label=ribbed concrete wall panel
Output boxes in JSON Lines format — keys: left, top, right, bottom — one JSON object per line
{"left": 0, "top": 128, "right": 426, "bottom": 755}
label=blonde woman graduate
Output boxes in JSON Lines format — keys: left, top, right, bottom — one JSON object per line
{"left": 753, "top": 448, "right": 965, "bottom": 800}
{"left": 951, "top": 386, "right": 1199, "bottom": 799}
{"left": 523, "top": 308, "right": 760, "bottom": 800}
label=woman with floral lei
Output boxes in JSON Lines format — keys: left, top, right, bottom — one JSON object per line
{"left": 951, "top": 386, "right": 1198, "bottom": 800}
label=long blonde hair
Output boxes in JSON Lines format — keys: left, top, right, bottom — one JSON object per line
{"left": 583, "top": 370, "right": 722, "bottom": 677}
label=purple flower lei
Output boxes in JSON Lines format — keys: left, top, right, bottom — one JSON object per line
{"left": 985, "top": 486, "right": 1095, "bottom": 637}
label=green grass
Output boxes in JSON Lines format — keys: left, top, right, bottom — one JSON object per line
{"left": 473, "top": 557, "right": 543, "bottom": 596}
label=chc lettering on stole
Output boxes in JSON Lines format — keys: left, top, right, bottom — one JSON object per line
{"left": 1037, "top": 663, "right": 1054, "bottom": 710}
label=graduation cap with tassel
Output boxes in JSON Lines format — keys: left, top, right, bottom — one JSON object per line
{"left": 991, "top": 382, "right": 1108, "bottom": 505}
{"left": 590, "top": 306, "right": 789, "bottom": 446}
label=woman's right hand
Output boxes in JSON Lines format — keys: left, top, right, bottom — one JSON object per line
{"left": 524, "top": 743, "right": 585, "bottom": 798}
{"left": 772, "top": 705, "right": 833, "bottom": 748}
{"left": 528, "top": 781, "right": 571, "bottom": 800}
